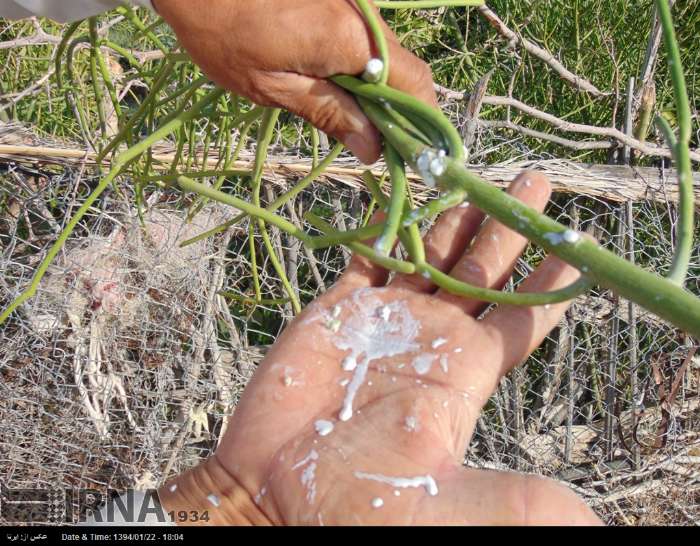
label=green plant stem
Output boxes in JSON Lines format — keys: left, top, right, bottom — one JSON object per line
{"left": 359, "top": 97, "right": 700, "bottom": 335}
{"left": 402, "top": 189, "right": 468, "bottom": 226}
{"left": 375, "top": 144, "right": 407, "bottom": 256}
{"left": 305, "top": 214, "right": 416, "bottom": 274}
{"left": 97, "top": 60, "right": 176, "bottom": 164}
{"left": 88, "top": 18, "right": 107, "bottom": 138}
{"left": 334, "top": 76, "right": 463, "bottom": 159}
{"left": 176, "top": 176, "right": 310, "bottom": 244}
{"left": 357, "top": 0, "right": 390, "bottom": 84}
{"left": 117, "top": 6, "right": 168, "bottom": 53}
{"left": 219, "top": 292, "right": 292, "bottom": 306}
{"left": 179, "top": 143, "right": 344, "bottom": 248}
{"left": 248, "top": 223, "right": 262, "bottom": 302}
{"left": 250, "top": 108, "right": 302, "bottom": 314}
{"left": 655, "top": 0, "right": 694, "bottom": 286}
{"left": 421, "top": 264, "right": 591, "bottom": 305}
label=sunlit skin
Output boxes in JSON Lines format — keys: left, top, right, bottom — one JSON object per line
{"left": 152, "top": 0, "right": 438, "bottom": 164}
{"left": 161, "top": 173, "right": 604, "bottom": 526}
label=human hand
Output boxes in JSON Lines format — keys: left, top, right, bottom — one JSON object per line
{"left": 152, "top": 0, "right": 437, "bottom": 165}
{"left": 159, "top": 172, "right": 603, "bottom": 525}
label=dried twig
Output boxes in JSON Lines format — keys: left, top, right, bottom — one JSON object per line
{"left": 479, "top": 95, "right": 700, "bottom": 161}
{"left": 476, "top": 5, "right": 609, "bottom": 97}
{"left": 2, "top": 143, "right": 699, "bottom": 204}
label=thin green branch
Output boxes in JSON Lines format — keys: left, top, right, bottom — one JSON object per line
{"left": 655, "top": 0, "right": 694, "bottom": 286}
{"left": 357, "top": 0, "right": 390, "bottom": 84}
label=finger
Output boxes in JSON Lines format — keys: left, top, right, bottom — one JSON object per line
{"left": 251, "top": 71, "right": 382, "bottom": 164}
{"left": 391, "top": 204, "right": 485, "bottom": 293}
{"left": 481, "top": 253, "right": 582, "bottom": 378}
{"left": 435, "top": 172, "right": 552, "bottom": 315}
{"left": 315, "top": 2, "right": 439, "bottom": 108}
{"left": 385, "top": 38, "right": 439, "bottom": 108}
{"left": 334, "top": 211, "right": 391, "bottom": 290}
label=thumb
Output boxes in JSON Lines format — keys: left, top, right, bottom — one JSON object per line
{"left": 253, "top": 71, "right": 382, "bottom": 164}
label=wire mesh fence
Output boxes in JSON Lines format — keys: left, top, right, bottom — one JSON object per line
{"left": 1, "top": 2, "right": 699, "bottom": 526}
{"left": 1, "top": 121, "right": 698, "bottom": 525}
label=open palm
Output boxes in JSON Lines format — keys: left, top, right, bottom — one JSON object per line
{"left": 201, "top": 172, "right": 601, "bottom": 525}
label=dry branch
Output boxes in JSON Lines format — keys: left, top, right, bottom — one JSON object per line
{"left": 476, "top": 5, "right": 609, "bottom": 97}
{"left": 1, "top": 142, "right": 699, "bottom": 205}
{"left": 436, "top": 88, "right": 700, "bottom": 163}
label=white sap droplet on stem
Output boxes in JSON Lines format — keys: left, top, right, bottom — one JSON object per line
{"left": 354, "top": 472, "right": 439, "bottom": 496}
{"left": 332, "top": 305, "right": 342, "bottom": 318}
{"left": 543, "top": 232, "right": 563, "bottom": 245}
{"left": 169, "top": 484, "right": 177, "bottom": 493}
{"left": 421, "top": 271, "right": 431, "bottom": 280}
{"left": 363, "top": 58, "right": 384, "bottom": 83}
{"left": 454, "top": 347, "right": 463, "bottom": 354}
{"left": 431, "top": 337, "right": 447, "bottom": 349}
{"left": 394, "top": 490, "right": 401, "bottom": 497}
{"left": 544, "top": 229, "right": 580, "bottom": 246}
{"left": 412, "top": 353, "right": 437, "bottom": 375}
{"left": 371, "top": 497, "right": 384, "bottom": 509}
{"left": 429, "top": 156, "right": 446, "bottom": 177}
{"left": 314, "top": 420, "right": 334, "bottom": 437}
{"left": 415, "top": 149, "right": 438, "bottom": 187}
{"left": 439, "top": 354, "right": 449, "bottom": 374}
{"left": 459, "top": 201, "right": 470, "bottom": 209}
{"left": 562, "top": 229, "right": 580, "bottom": 244}
{"left": 339, "top": 378, "right": 350, "bottom": 387}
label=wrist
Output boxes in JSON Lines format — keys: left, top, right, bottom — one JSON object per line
{"left": 158, "top": 454, "right": 272, "bottom": 526}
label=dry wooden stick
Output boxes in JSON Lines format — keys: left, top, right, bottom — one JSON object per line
{"left": 476, "top": 5, "right": 609, "bottom": 97}
{"left": 480, "top": 96, "right": 700, "bottom": 162}
{"left": 2, "top": 143, "right": 700, "bottom": 203}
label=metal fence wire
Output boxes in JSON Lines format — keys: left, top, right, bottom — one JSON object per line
{"left": 0, "top": 2, "right": 699, "bottom": 524}
{"left": 1, "top": 124, "right": 698, "bottom": 525}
